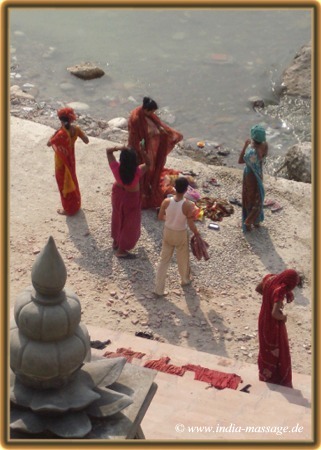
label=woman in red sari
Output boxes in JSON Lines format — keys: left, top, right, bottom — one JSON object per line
{"left": 128, "top": 97, "right": 183, "bottom": 209}
{"left": 106, "top": 146, "right": 150, "bottom": 259}
{"left": 47, "top": 107, "right": 89, "bottom": 215}
{"left": 255, "top": 269, "right": 300, "bottom": 388}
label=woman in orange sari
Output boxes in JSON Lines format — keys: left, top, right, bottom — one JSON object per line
{"left": 128, "top": 97, "right": 183, "bottom": 209}
{"left": 47, "top": 107, "right": 89, "bottom": 215}
{"left": 255, "top": 269, "right": 300, "bottom": 388}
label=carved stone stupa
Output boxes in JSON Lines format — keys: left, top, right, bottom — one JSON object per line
{"left": 10, "top": 236, "right": 133, "bottom": 438}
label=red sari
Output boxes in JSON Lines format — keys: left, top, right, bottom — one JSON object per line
{"left": 257, "top": 269, "right": 300, "bottom": 388}
{"left": 49, "top": 126, "right": 85, "bottom": 215}
{"left": 109, "top": 162, "right": 144, "bottom": 253}
{"left": 128, "top": 106, "right": 183, "bottom": 209}
{"left": 111, "top": 185, "right": 142, "bottom": 253}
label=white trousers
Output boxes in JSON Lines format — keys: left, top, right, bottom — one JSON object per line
{"left": 154, "top": 227, "right": 190, "bottom": 295}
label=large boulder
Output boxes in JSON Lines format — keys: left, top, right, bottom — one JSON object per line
{"left": 67, "top": 62, "right": 105, "bottom": 80}
{"left": 285, "top": 142, "right": 311, "bottom": 183}
{"left": 281, "top": 42, "right": 311, "bottom": 98}
{"left": 107, "top": 117, "right": 128, "bottom": 130}
{"left": 10, "top": 85, "right": 35, "bottom": 100}
{"left": 67, "top": 101, "right": 90, "bottom": 111}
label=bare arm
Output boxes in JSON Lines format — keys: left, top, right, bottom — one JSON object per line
{"left": 106, "top": 146, "right": 124, "bottom": 164}
{"left": 138, "top": 151, "right": 151, "bottom": 175}
{"left": 76, "top": 126, "right": 89, "bottom": 144}
{"left": 238, "top": 138, "right": 251, "bottom": 164}
{"left": 187, "top": 217, "right": 199, "bottom": 236}
{"left": 255, "top": 281, "right": 263, "bottom": 295}
{"left": 158, "top": 198, "right": 170, "bottom": 221}
{"left": 184, "top": 201, "right": 199, "bottom": 235}
{"left": 272, "top": 301, "right": 287, "bottom": 322}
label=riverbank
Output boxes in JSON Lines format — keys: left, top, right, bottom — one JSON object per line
{"left": 9, "top": 116, "right": 312, "bottom": 377}
{"left": 10, "top": 9, "right": 312, "bottom": 176}
{"left": 10, "top": 77, "right": 312, "bottom": 181}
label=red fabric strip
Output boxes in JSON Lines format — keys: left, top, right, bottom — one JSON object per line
{"left": 144, "top": 357, "right": 186, "bottom": 376}
{"left": 103, "top": 347, "right": 146, "bottom": 363}
{"left": 183, "top": 364, "right": 243, "bottom": 390}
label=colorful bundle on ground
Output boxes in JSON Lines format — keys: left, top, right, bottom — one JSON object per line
{"left": 196, "top": 197, "right": 234, "bottom": 221}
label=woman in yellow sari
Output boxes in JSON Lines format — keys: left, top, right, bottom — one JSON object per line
{"left": 47, "top": 107, "right": 89, "bottom": 215}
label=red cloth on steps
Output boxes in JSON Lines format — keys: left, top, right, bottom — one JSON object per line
{"left": 144, "top": 357, "right": 186, "bottom": 376}
{"left": 103, "top": 349, "right": 243, "bottom": 389}
{"left": 183, "top": 364, "right": 243, "bottom": 390}
{"left": 103, "top": 347, "right": 146, "bottom": 363}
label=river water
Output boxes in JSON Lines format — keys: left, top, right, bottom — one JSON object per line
{"left": 9, "top": 7, "right": 312, "bottom": 169}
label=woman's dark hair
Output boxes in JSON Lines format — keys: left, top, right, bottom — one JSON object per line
{"left": 175, "top": 177, "right": 189, "bottom": 194}
{"left": 119, "top": 147, "right": 138, "bottom": 185}
{"left": 59, "top": 115, "right": 71, "bottom": 130}
{"left": 142, "top": 96, "right": 158, "bottom": 111}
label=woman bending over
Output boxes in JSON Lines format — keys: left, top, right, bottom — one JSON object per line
{"left": 256, "top": 269, "right": 300, "bottom": 388}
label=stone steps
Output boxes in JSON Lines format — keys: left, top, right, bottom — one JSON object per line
{"left": 87, "top": 325, "right": 312, "bottom": 441}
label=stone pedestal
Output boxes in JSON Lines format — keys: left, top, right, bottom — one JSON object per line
{"left": 9, "top": 236, "right": 157, "bottom": 439}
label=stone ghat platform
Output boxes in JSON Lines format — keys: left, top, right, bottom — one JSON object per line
{"left": 87, "top": 325, "right": 312, "bottom": 442}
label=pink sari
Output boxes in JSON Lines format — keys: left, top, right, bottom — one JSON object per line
{"left": 110, "top": 160, "right": 144, "bottom": 253}
{"left": 111, "top": 185, "right": 142, "bottom": 252}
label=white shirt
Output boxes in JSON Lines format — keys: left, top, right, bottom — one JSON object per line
{"left": 165, "top": 197, "right": 187, "bottom": 231}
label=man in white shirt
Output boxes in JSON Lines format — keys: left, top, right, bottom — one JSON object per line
{"left": 154, "top": 177, "right": 199, "bottom": 297}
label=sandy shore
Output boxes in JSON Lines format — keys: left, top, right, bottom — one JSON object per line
{"left": 9, "top": 116, "right": 312, "bottom": 376}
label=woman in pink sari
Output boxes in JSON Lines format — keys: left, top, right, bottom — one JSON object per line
{"left": 106, "top": 146, "right": 150, "bottom": 259}
{"left": 128, "top": 97, "right": 183, "bottom": 209}
{"left": 255, "top": 269, "right": 300, "bottom": 388}
{"left": 47, "top": 107, "right": 89, "bottom": 215}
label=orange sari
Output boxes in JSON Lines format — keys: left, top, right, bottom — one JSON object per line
{"left": 128, "top": 106, "right": 183, "bottom": 209}
{"left": 49, "top": 126, "right": 84, "bottom": 215}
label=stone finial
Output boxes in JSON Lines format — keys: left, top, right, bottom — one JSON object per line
{"left": 10, "top": 236, "right": 134, "bottom": 438}
{"left": 31, "top": 236, "right": 67, "bottom": 296}
{"left": 11, "top": 236, "right": 89, "bottom": 389}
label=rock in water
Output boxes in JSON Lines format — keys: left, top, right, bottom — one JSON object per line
{"left": 281, "top": 42, "right": 311, "bottom": 98}
{"left": 107, "top": 117, "right": 128, "bottom": 129}
{"left": 67, "top": 101, "right": 90, "bottom": 111}
{"left": 285, "top": 142, "right": 311, "bottom": 183}
{"left": 248, "top": 96, "right": 265, "bottom": 109}
{"left": 67, "top": 62, "right": 105, "bottom": 80}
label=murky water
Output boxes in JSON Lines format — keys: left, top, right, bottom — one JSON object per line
{"left": 9, "top": 7, "right": 312, "bottom": 169}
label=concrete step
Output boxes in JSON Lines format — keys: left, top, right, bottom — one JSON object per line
{"left": 142, "top": 380, "right": 311, "bottom": 440}
{"left": 87, "top": 325, "right": 311, "bottom": 404}
{"left": 87, "top": 325, "right": 312, "bottom": 441}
